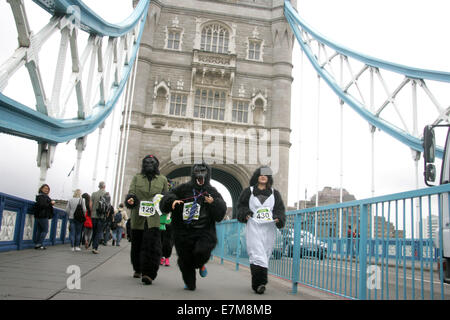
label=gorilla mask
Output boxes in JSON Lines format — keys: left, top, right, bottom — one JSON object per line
{"left": 191, "top": 162, "right": 210, "bottom": 188}
{"left": 141, "top": 155, "right": 160, "bottom": 178}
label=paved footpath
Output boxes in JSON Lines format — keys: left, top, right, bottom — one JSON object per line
{"left": 0, "top": 241, "right": 344, "bottom": 300}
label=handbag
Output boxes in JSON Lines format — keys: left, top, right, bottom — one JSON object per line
{"left": 74, "top": 199, "right": 86, "bottom": 223}
{"left": 84, "top": 215, "right": 93, "bottom": 228}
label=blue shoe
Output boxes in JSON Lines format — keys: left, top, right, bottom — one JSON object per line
{"left": 184, "top": 284, "right": 195, "bottom": 291}
{"left": 199, "top": 265, "right": 208, "bottom": 277}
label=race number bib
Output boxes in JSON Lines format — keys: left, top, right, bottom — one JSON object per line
{"left": 255, "top": 207, "right": 273, "bottom": 221}
{"left": 182, "top": 202, "right": 201, "bottom": 221}
{"left": 139, "top": 201, "right": 156, "bottom": 217}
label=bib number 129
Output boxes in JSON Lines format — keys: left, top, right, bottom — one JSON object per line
{"left": 139, "top": 201, "right": 155, "bottom": 217}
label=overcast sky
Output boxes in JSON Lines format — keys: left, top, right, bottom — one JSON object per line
{"left": 290, "top": 0, "right": 450, "bottom": 205}
{"left": 0, "top": 0, "right": 449, "bottom": 212}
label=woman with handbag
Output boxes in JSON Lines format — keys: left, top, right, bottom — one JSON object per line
{"left": 65, "top": 189, "right": 87, "bottom": 252}
{"left": 82, "top": 193, "right": 93, "bottom": 249}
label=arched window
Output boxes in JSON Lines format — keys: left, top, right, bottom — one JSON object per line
{"left": 253, "top": 98, "right": 264, "bottom": 126}
{"left": 155, "top": 87, "right": 167, "bottom": 114}
{"left": 201, "top": 24, "right": 229, "bottom": 54}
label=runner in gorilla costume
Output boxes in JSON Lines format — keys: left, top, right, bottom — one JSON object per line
{"left": 125, "top": 155, "right": 168, "bottom": 285}
{"left": 159, "top": 162, "right": 226, "bottom": 290}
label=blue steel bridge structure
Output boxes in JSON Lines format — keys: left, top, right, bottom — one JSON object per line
{"left": 0, "top": 0, "right": 449, "bottom": 300}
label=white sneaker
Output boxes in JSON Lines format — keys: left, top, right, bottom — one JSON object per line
{"left": 75, "top": 247, "right": 81, "bottom": 251}
{"left": 71, "top": 247, "right": 75, "bottom": 252}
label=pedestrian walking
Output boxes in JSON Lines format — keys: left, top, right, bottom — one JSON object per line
{"left": 347, "top": 225, "right": 353, "bottom": 257}
{"left": 160, "top": 222, "right": 174, "bottom": 266}
{"left": 111, "top": 203, "right": 128, "bottom": 247}
{"left": 91, "top": 181, "right": 107, "bottom": 254}
{"left": 33, "top": 184, "right": 55, "bottom": 250}
{"left": 353, "top": 228, "right": 360, "bottom": 257}
{"left": 102, "top": 198, "right": 114, "bottom": 245}
{"left": 82, "top": 193, "right": 93, "bottom": 249}
{"left": 65, "top": 189, "right": 87, "bottom": 251}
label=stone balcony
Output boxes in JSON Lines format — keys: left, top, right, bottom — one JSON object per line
{"left": 191, "top": 50, "right": 236, "bottom": 89}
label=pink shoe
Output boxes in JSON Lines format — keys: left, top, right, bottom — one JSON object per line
{"left": 160, "top": 258, "right": 165, "bottom": 265}
{"left": 165, "top": 258, "right": 170, "bottom": 266}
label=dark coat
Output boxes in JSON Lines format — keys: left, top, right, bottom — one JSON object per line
{"left": 34, "top": 193, "right": 54, "bottom": 219}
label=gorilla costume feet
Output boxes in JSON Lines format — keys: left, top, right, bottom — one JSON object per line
{"left": 184, "top": 284, "right": 196, "bottom": 291}
{"left": 142, "top": 275, "right": 153, "bottom": 285}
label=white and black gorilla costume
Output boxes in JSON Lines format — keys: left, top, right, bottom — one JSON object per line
{"left": 237, "top": 167, "right": 286, "bottom": 294}
{"left": 160, "top": 162, "right": 226, "bottom": 290}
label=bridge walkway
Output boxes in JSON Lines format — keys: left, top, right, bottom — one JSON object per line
{"left": 0, "top": 242, "right": 343, "bottom": 300}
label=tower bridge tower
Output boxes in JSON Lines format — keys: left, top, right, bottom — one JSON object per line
{"left": 120, "top": 0, "right": 295, "bottom": 216}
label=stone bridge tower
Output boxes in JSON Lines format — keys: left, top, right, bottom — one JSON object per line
{"left": 120, "top": 0, "right": 296, "bottom": 216}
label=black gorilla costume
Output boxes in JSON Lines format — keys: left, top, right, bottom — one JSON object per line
{"left": 160, "top": 162, "right": 227, "bottom": 290}
{"left": 125, "top": 155, "right": 168, "bottom": 284}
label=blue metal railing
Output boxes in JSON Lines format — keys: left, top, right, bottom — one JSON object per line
{"left": 33, "top": 0, "right": 149, "bottom": 37}
{"left": 0, "top": 192, "right": 69, "bottom": 252}
{"left": 284, "top": 0, "right": 448, "bottom": 159}
{"left": 0, "top": 0, "right": 150, "bottom": 144}
{"left": 213, "top": 184, "right": 450, "bottom": 300}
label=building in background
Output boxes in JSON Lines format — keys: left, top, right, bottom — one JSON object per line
{"left": 423, "top": 215, "right": 439, "bottom": 240}
{"left": 294, "top": 186, "right": 408, "bottom": 239}
{"left": 117, "top": 0, "right": 296, "bottom": 217}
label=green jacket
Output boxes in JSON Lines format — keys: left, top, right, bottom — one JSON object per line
{"left": 128, "top": 174, "right": 168, "bottom": 230}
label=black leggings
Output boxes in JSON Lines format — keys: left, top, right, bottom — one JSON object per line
{"left": 161, "top": 224, "right": 174, "bottom": 258}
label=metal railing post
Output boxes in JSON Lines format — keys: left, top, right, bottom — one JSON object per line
{"left": 291, "top": 215, "right": 301, "bottom": 294}
{"left": 358, "top": 203, "right": 368, "bottom": 299}
{"left": 235, "top": 222, "right": 241, "bottom": 271}
{"left": 220, "top": 224, "right": 225, "bottom": 264}
{"left": 17, "top": 204, "right": 26, "bottom": 250}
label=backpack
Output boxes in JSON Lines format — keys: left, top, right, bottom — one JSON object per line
{"left": 74, "top": 199, "right": 86, "bottom": 223}
{"left": 111, "top": 211, "right": 122, "bottom": 230}
{"left": 114, "top": 211, "right": 122, "bottom": 224}
{"left": 96, "top": 195, "right": 108, "bottom": 218}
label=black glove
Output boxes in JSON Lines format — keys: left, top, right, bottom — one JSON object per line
{"left": 124, "top": 194, "right": 139, "bottom": 209}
